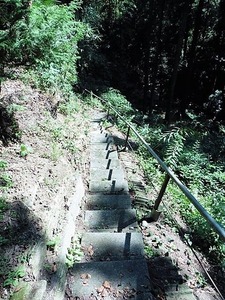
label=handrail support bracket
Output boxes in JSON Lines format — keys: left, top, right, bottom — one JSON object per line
{"left": 150, "top": 174, "right": 170, "bottom": 221}
{"left": 121, "top": 126, "right": 131, "bottom": 151}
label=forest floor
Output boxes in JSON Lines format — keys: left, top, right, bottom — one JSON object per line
{"left": 0, "top": 78, "right": 224, "bottom": 300}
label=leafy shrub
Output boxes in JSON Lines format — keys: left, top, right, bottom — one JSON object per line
{"left": 0, "top": 0, "right": 30, "bottom": 65}
{"left": 0, "top": 160, "right": 7, "bottom": 171}
{"left": 1, "top": 0, "right": 93, "bottom": 96}
{"left": 100, "top": 88, "right": 135, "bottom": 121}
{"left": 0, "top": 174, "right": 13, "bottom": 190}
{"left": 22, "top": 0, "right": 89, "bottom": 95}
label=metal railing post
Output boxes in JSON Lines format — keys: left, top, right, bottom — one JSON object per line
{"left": 123, "top": 126, "right": 131, "bottom": 151}
{"left": 150, "top": 173, "right": 170, "bottom": 221}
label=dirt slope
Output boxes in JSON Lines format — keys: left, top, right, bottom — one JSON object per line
{"left": 0, "top": 78, "right": 89, "bottom": 299}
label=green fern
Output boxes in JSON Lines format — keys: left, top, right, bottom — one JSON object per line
{"left": 162, "top": 127, "right": 187, "bottom": 169}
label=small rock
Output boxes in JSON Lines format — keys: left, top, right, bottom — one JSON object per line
{"left": 142, "top": 221, "right": 148, "bottom": 228}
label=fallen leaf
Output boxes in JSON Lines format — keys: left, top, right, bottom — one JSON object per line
{"left": 80, "top": 273, "right": 91, "bottom": 279}
{"left": 103, "top": 280, "right": 111, "bottom": 289}
{"left": 102, "top": 288, "right": 108, "bottom": 297}
{"left": 96, "top": 286, "right": 104, "bottom": 294}
{"left": 82, "top": 280, "right": 89, "bottom": 285}
{"left": 88, "top": 245, "right": 94, "bottom": 256}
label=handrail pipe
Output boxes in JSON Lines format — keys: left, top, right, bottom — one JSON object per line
{"left": 86, "top": 90, "right": 225, "bottom": 242}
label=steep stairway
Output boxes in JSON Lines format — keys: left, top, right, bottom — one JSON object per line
{"left": 66, "top": 111, "right": 154, "bottom": 299}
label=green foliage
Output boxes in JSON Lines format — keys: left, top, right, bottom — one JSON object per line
{"left": 144, "top": 245, "right": 159, "bottom": 259}
{"left": 66, "top": 234, "right": 83, "bottom": 268}
{"left": 0, "top": 174, "right": 13, "bottom": 190}
{"left": 1, "top": 0, "right": 94, "bottom": 96}
{"left": 161, "top": 127, "right": 188, "bottom": 169}
{"left": 6, "top": 103, "right": 25, "bottom": 114}
{"left": 0, "top": 196, "right": 8, "bottom": 224}
{"left": 58, "top": 97, "right": 80, "bottom": 115}
{"left": 3, "top": 266, "right": 26, "bottom": 287}
{"left": 46, "top": 236, "right": 60, "bottom": 251}
{"left": 100, "top": 88, "right": 135, "bottom": 122}
{"left": 50, "top": 142, "right": 63, "bottom": 162}
{"left": 20, "top": 143, "right": 32, "bottom": 157}
{"left": 22, "top": 0, "right": 87, "bottom": 94}
{"left": 0, "top": 0, "right": 30, "bottom": 63}
{"left": 0, "top": 160, "right": 7, "bottom": 171}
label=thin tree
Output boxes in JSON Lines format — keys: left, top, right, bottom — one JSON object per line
{"left": 165, "top": 0, "right": 193, "bottom": 122}
{"left": 180, "top": 0, "right": 205, "bottom": 117}
{"left": 148, "top": 0, "right": 166, "bottom": 115}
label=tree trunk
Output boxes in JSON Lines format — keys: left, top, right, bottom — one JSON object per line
{"left": 180, "top": 0, "right": 205, "bottom": 117}
{"left": 143, "top": 41, "right": 151, "bottom": 113}
{"left": 212, "top": 0, "right": 225, "bottom": 92}
{"left": 165, "top": 0, "right": 192, "bottom": 123}
{"left": 143, "top": 0, "right": 155, "bottom": 112}
{"left": 149, "top": 0, "right": 166, "bottom": 114}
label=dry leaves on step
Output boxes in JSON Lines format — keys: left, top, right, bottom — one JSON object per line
{"left": 88, "top": 245, "right": 94, "bottom": 257}
{"left": 80, "top": 273, "right": 91, "bottom": 285}
{"left": 123, "top": 287, "right": 136, "bottom": 298}
{"left": 96, "top": 281, "right": 112, "bottom": 297}
{"left": 103, "top": 281, "right": 111, "bottom": 289}
{"left": 80, "top": 273, "right": 92, "bottom": 279}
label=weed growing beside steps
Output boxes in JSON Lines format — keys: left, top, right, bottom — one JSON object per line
{"left": 66, "top": 234, "right": 84, "bottom": 268}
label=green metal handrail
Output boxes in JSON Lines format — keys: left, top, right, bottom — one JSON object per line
{"left": 85, "top": 89, "right": 225, "bottom": 242}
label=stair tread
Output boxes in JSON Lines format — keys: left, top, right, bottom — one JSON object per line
{"left": 90, "top": 158, "right": 122, "bottom": 169}
{"left": 84, "top": 194, "right": 132, "bottom": 210}
{"left": 90, "top": 149, "right": 118, "bottom": 160}
{"left": 91, "top": 142, "right": 115, "bottom": 151}
{"left": 84, "top": 209, "right": 138, "bottom": 231}
{"left": 89, "top": 178, "right": 129, "bottom": 193}
{"left": 68, "top": 259, "right": 153, "bottom": 299}
{"left": 90, "top": 168, "right": 125, "bottom": 181}
{"left": 91, "top": 132, "right": 113, "bottom": 144}
{"left": 81, "top": 232, "right": 145, "bottom": 261}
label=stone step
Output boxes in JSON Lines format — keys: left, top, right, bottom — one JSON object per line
{"left": 91, "top": 132, "right": 113, "bottom": 144}
{"left": 90, "top": 148, "right": 118, "bottom": 160}
{"left": 84, "top": 209, "right": 138, "bottom": 232}
{"left": 89, "top": 178, "right": 129, "bottom": 193}
{"left": 90, "top": 158, "right": 122, "bottom": 169}
{"left": 84, "top": 194, "right": 131, "bottom": 210}
{"left": 90, "top": 168, "right": 125, "bottom": 182}
{"left": 81, "top": 232, "right": 145, "bottom": 261}
{"left": 165, "top": 284, "right": 196, "bottom": 300}
{"left": 67, "top": 259, "right": 153, "bottom": 299}
{"left": 91, "top": 142, "right": 115, "bottom": 151}
{"left": 91, "top": 112, "right": 107, "bottom": 122}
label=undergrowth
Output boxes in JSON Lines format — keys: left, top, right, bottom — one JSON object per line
{"left": 1, "top": 0, "right": 95, "bottom": 99}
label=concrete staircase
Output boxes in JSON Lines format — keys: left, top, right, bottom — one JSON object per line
{"left": 67, "top": 111, "right": 154, "bottom": 299}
